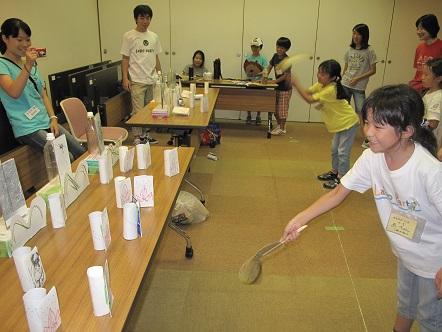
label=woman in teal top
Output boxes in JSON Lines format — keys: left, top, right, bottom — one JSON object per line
{"left": 0, "top": 18, "right": 84, "bottom": 161}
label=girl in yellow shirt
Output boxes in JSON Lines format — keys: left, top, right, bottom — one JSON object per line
{"left": 292, "top": 59, "right": 359, "bottom": 189}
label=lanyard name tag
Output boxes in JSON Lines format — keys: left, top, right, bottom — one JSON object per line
{"left": 25, "top": 105, "right": 41, "bottom": 120}
{"left": 386, "top": 210, "right": 425, "bottom": 242}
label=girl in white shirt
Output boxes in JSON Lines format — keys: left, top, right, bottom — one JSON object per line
{"left": 282, "top": 85, "right": 442, "bottom": 332}
{"left": 422, "top": 58, "right": 442, "bottom": 160}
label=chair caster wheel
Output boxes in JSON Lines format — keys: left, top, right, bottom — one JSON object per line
{"left": 167, "top": 140, "right": 173, "bottom": 146}
{"left": 267, "top": 132, "right": 271, "bottom": 139}
{"left": 185, "top": 246, "right": 193, "bottom": 259}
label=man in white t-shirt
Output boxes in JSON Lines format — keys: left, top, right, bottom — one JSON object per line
{"left": 121, "top": 4, "right": 162, "bottom": 144}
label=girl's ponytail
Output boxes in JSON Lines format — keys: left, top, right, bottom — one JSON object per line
{"left": 334, "top": 74, "right": 348, "bottom": 100}
{"left": 0, "top": 30, "right": 6, "bottom": 54}
{"left": 415, "top": 123, "right": 438, "bottom": 157}
{"left": 318, "top": 60, "right": 348, "bottom": 100}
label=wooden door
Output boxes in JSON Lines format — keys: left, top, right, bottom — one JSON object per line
{"left": 243, "top": 0, "right": 319, "bottom": 122}
{"left": 169, "top": 0, "right": 244, "bottom": 79}
{"left": 314, "top": 0, "right": 394, "bottom": 122}
{"left": 98, "top": 0, "right": 171, "bottom": 70}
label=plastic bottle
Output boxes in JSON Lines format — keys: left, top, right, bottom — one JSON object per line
{"left": 86, "top": 112, "right": 99, "bottom": 156}
{"left": 43, "top": 132, "right": 58, "bottom": 181}
{"left": 153, "top": 75, "right": 162, "bottom": 103}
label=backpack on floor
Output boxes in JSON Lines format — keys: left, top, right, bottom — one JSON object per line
{"left": 200, "top": 123, "right": 221, "bottom": 148}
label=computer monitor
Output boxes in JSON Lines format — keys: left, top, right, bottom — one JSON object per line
{"left": 86, "top": 66, "right": 120, "bottom": 112}
{"left": 0, "top": 102, "right": 20, "bottom": 154}
{"left": 48, "top": 60, "right": 110, "bottom": 120}
{"left": 68, "top": 66, "right": 104, "bottom": 112}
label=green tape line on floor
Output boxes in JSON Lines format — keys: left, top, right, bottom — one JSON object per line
{"left": 325, "top": 226, "right": 345, "bottom": 231}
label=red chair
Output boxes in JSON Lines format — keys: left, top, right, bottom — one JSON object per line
{"left": 60, "top": 97, "right": 128, "bottom": 144}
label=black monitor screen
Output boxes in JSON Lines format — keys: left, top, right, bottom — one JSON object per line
{"left": 0, "top": 102, "right": 20, "bottom": 154}
{"left": 48, "top": 60, "right": 110, "bottom": 118}
{"left": 86, "top": 66, "right": 120, "bottom": 111}
{"left": 68, "top": 67, "right": 103, "bottom": 112}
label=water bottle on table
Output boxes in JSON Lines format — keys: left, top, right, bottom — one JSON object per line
{"left": 43, "top": 132, "right": 58, "bottom": 181}
{"left": 86, "top": 112, "right": 99, "bottom": 156}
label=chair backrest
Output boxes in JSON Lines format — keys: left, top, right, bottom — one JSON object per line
{"left": 60, "top": 97, "right": 89, "bottom": 141}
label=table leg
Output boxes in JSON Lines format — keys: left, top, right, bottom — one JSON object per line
{"left": 267, "top": 112, "right": 272, "bottom": 139}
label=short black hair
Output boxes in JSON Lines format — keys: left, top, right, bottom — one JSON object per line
{"left": 426, "top": 58, "right": 442, "bottom": 88}
{"left": 276, "top": 37, "right": 291, "bottom": 51}
{"left": 134, "top": 5, "right": 153, "bottom": 20}
{"left": 416, "top": 14, "right": 440, "bottom": 38}
{"left": 362, "top": 84, "right": 437, "bottom": 156}
{"left": 0, "top": 18, "right": 32, "bottom": 54}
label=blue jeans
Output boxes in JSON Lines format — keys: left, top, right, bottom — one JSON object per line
{"left": 343, "top": 86, "right": 365, "bottom": 114}
{"left": 331, "top": 124, "right": 357, "bottom": 177}
{"left": 17, "top": 126, "right": 86, "bottom": 162}
{"left": 397, "top": 260, "right": 442, "bottom": 332}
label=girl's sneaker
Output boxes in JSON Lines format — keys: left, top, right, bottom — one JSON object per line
{"left": 317, "top": 171, "right": 338, "bottom": 181}
{"left": 323, "top": 178, "right": 340, "bottom": 189}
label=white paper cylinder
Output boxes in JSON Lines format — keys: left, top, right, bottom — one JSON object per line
{"left": 87, "top": 266, "right": 110, "bottom": 316}
{"left": 200, "top": 95, "right": 208, "bottom": 113}
{"left": 48, "top": 192, "right": 66, "bottom": 229}
{"left": 172, "top": 89, "right": 178, "bottom": 107}
{"left": 119, "top": 146, "right": 128, "bottom": 172}
{"left": 23, "top": 287, "right": 46, "bottom": 332}
{"left": 123, "top": 202, "right": 138, "bottom": 240}
{"left": 190, "top": 83, "right": 196, "bottom": 94}
{"left": 204, "top": 81, "right": 209, "bottom": 94}
{"left": 12, "top": 246, "right": 34, "bottom": 292}
{"left": 107, "top": 150, "right": 114, "bottom": 180}
{"left": 88, "top": 211, "right": 105, "bottom": 251}
{"left": 114, "top": 176, "right": 126, "bottom": 208}
{"left": 136, "top": 144, "right": 147, "bottom": 169}
{"left": 99, "top": 153, "right": 110, "bottom": 184}
{"left": 189, "top": 92, "right": 195, "bottom": 109}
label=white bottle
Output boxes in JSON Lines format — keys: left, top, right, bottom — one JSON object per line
{"left": 86, "top": 112, "right": 99, "bottom": 156}
{"left": 189, "top": 91, "right": 195, "bottom": 109}
{"left": 153, "top": 75, "right": 162, "bottom": 103}
{"left": 43, "top": 132, "right": 58, "bottom": 181}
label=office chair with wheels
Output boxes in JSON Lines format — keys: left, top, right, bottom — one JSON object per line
{"left": 60, "top": 97, "right": 128, "bottom": 144}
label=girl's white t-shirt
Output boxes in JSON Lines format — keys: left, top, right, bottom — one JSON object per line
{"left": 423, "top": 89, "right": 442, "bottom": 148}
{"left": 341, "top": 143, "right": 442, "bottom": 278}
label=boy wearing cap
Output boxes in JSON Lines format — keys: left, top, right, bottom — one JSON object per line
{"left": 243, "top": 37, "right": 268, "bottom": 125}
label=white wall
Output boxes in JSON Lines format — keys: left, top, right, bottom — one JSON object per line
{"left": 1, "top": 0, "right": 101, "bottom": 91}
{"left": 2, "top": 1, "right": 442, "bottom": 121}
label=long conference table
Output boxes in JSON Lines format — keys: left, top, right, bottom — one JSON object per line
{"left": 127, "top": 82, "right": 277, "bottom": 139}
{"left": 0, "top": 146, "right": 194, "bottom": 331}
